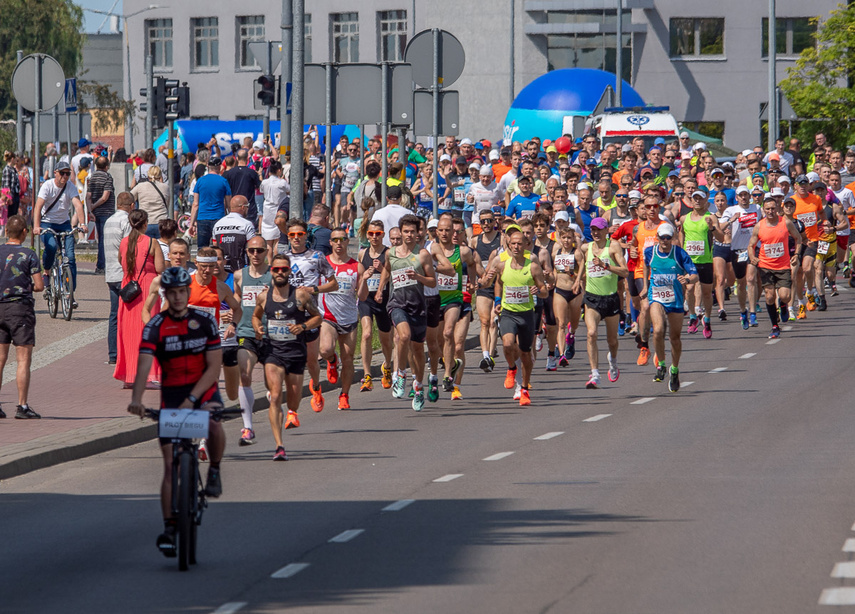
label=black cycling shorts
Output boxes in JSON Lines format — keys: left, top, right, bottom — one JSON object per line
{"left": 426, "top": 295, "right": 441, "bottom": 328}
{"left": 222, "top": 346, "right": 239, "bottom": 368}
{"left": 499, "top": 310, "right": 536, "bottom": 352}
{"left": 694, "top": 262, "right": 714, "bottom": 285}
{"left": 357, "top": 299, "right": 392, "bottom": 333}
{"left": 389, "top": 307, "right": 427, "bottom": 343}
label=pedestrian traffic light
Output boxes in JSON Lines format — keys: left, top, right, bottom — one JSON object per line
{"left": 165, "top": 83, "right": 190, "bottom": 122}
{"left": 257, "top": 74, "right": 276, "bottom": 107}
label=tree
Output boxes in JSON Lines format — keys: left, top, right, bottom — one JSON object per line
{"left": 780, "top": 4, "right": 855, "bottom": 149}
{"left": 78, "top": 79, "right": 135, "bottom": 136}
{"left": 0, "top": 0, "right": 85, "bottom": 120}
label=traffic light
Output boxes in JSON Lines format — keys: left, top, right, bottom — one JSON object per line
{"left": 256, "top": 74, "right": 276, "bottom": 106}
{"left": 165, "top": 83, "right": 190, "bottom": 122}
{"left": 139, "top": 84, "right": 162, "bottom": 129}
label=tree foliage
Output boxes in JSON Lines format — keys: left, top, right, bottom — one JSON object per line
{"left": 79, "top": 79, "right": 135, "bottom": 135}
{"left": 780, "top": 4, "right": 855, "bottom": 148}
{"left": 0, "top": 0, "right": 85, "bottom": 120}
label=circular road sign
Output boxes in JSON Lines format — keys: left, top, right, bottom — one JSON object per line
{"left": 11, "top": 54, "right": 66, "bottom": 112}
{"left": 405, "top": 29, "right": 465, "bottom": 90}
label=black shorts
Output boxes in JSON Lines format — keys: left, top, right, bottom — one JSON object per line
{"left": 584, "top": 292, "right": 621, "bottom": 319}
{"left": 440, "top": 301, "right": 463, "bottom": 320}
{"left": 0, "top": 301, "right": 36, "bottom": 346}
{"left": 803, "top": 242, "right": 818, "bottom": 260}
{"left": 304, "top": 327, "right": 320, "bottom": 343}
{"left": 542, "top": 292, "right": 557, "bottom": 326}
{"left": 759, "top": 268, "right": 792, "bottom": 289}
{"left": 426, "top": 295, "right": 441, "bottom": 328}
{"left": 237, "top": 336, "right": 267, "bottom": 360}
{"left": 713, "top": 243, "right": 732, "bottom": 261}
{"left": 731, "top": 250, "right": 749, "bottom": 280}
{"left": 555, "top": 287, "right": 579, "bottom": 303}
{"left": 389, "top": 307, "right": 427, "bottom": 343}
{"left": 263, "top": 342, "right": 307, "bottom": 374}
{"left": 222, "top": 345, "right": 239, "bottom": 368}
{"left": 158, "top": 386, "right": 222, "bottom": 445}
{"left": 694, "top": 262, "right": 714, "bottom": 285}
{"left": 322, "top": 318, "right": 358, "bottom": 335}
{"left": 358, "top": 299, "right": 393, "bottom": 333}
{"left": 499, "top": 310, "right": 536, "bottom": 353}
{"left": 475, "top": 286, "right": 495, "bottom": 299}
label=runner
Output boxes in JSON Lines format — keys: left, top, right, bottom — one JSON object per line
{"left": 471, "top": 210, "right": 502, "bottom": 371}
{"left": 449, "top": 217, "right": 481, "bottom": 399}
{"left": 578, "top": 218, "right": 628, "bottom": 388}
{"left": 550, "top": 227, "right": 583, "bottom": 367}
{"left": 642, "top": 224, "right": 698, "bottom": 392}
{"left": 252, "top": 254, "right": 322, "bottom": 460}
{"left": 748, "top": 196, "right": 802, "bottom": 338}
{"left": 421, "top": 219, "right": 455, "bottom": 402}
{"left": 711, "top": 191, "right": 735, "bottom": 320}
{"left": 816, "top": 216, "right": 839, "bottom": 310}
{"left": 630, "top": 197, "right": 663, "bottom": 365}
{"left": 356, "top": 219, "right": 394, "bottom": 392}
{"left": 791, "top": 175, "right": 824, "bottom": 312}
{"left": 721, "top": 186, "right": 763, "bottom": 329}
{"left": 320, "top": 228, "right": 359, "bottom": 410}
{"left": 533, "top": 213, "right": 560, "bottom": 369}
{"left": 212, "top": 195, "right": 256, "bottom": 273}
{"left": 233, "top": 236, "right": 272, "bottom": 446}
{"left": 211, "top": 246, "right": 239, "bottom": 402}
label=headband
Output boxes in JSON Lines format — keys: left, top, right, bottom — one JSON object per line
{"left": 195, "top": 256, "right": 218, "bottom": 263}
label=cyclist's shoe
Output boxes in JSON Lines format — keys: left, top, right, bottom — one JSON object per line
{"left": 239, "top": 428, "right": 255, "bottom": 446}
{"left": 273, "top": 446, "right": 288, "bottom": 461}
{"left": 71, "top": 300, "right": 79, "bottom": 310}
{"left": 392, "top": 374, "right": 407, "bottom": 398}
{"left": 768, "top": 325, "right": 781, "bottom": 339}
{"left": 326, "top": 355, "right": 339, "bottom": 384}
{"left": 702, "top": 319, "right": 712, "bottom": 339}
{"left": 519, "top": 387, "right": 531, "bottom": 406}
{"left": 637, "top": 347, "right": 650, "bottom": 366}
{"left": 205, "top": 467, "right": 222, "bottom": 498}
{"left": 14, "top": 405, "right": 40, "bottom": 419}
{"left": 310, "top": 382, "right": 324, "bottom": 412}
{"left": 380, "top": 363, "right": 393, "bottom": 389}
{"left": 198, "top": 439, "right": 208, "bottom": 462}
{"left": 479, "top": 356, "right": 491, "bottom": 372}
{"left": 512, "top": 382, "right": 522, "bottom": 401}
{"left": 586, "top": 373, "right": 600, "bottom": 389}
{"left": 797, "top": 304, "right": 807, "bottom": 320}
{"left": 668, "top": 367, "right": 680, "bottom": 393}
{"left": 504, "top": 367, "right": 518, "bottom": 389}
{"left": 156, "top": 528, "right": 177, "bottom": 558}
{"left": 607, "top": 353, "right": 620, "bottom": 383}
{"left": 360, "top": 375, "right": 373, "bottom": 392}
{"left": 338, "top": 393, "right": 350, "bottom": 410}
{"left": 545, "top": 355, "right": 557, "bottom": 371}
{"left": 451, "top": 386, "right": 463, "bottom": 401}
{"left": 442, "top": 376, "right": 454, "bottom": 393}
{"left": 450, "top": 358, "right": 463, "bottom": 379}
{"left": 818, "top": 295, "right": 828, "bottom": 311}
{"left": 740, "top": 311, "right": 749, "bottom": 330}
{"left": 284, "top": 410, "right": 300, "bottom": 429}
{"left": 807, "top": 294, "right": 817, "bottom": 311}
{"left": 428, "top": 378, "right": 439, "bottom": 403}
{"left": 653, "top": 365, "right": 667, "bottom": 382}
{"left": 687, "top": 316, "right": 699, "bottom": 334}
{"left": 749, "top": 312, "right": 758, "bottom": 327}
{"left": 718, "top": 309, "right": 727, "bottom": 321}
{"left": 558, "top": 356, "right": 569, "bottom": 368}
{"left": 412, "top": 388, "right": 425, "bottom": 412}
{"left": 564, "top": 333, "right": 576, "bottom": 360}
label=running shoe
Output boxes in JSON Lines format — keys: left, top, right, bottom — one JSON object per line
{"left": 519, "top": 387, "right": 531, "bottom": 406}
{"left": 607, "top": 353, "right": 620, "bottom": 383}
{"left": 558, "top": 356, "right": 569, "bottom": 368}
{"left": 157, "top": 528, "right": 177, "bottom": 558}
{"left": 637, "top": 347, "right": 651, "bottom": 366}
{"left": 392, "top": 374, "right": 407, "bottom": 398}
{"left": 409, "top": 385, "right": 415, "bottom": 398}
{"left": 768, "top": 325, "right": 781, "bottom": 339}
{"left": 545, "top": 355, "right": 557, "bottom": 371}
{"left": 486, "top": 356, "right": 495, "bottom": 372}
{"left": 844, "top": 264, "right": 851, "bottom": 278}
{"left": 586, "top": 373, "right": 600, "bottom": 389}
{"left": 451, "top": 386, "right": 463, "bottom": 401}
{"left": 381, "top": 363, "right": 393, "bottom": 389}
{"left": 702, "top": 320, "right": 712, "bottom": 339}
{"left": 740, "top": 311, "right": 749, "bottom": 330}
{"left": 818, "top": 295, "right": 828, "bottom": 311}
{"left": 338, "top": 393, "right": 350, "bottom": 410}
{"left": 564, "top": 333, "right": 576, "bottom": 360}
{"left": 273, "top": 446, "right": 288, "bottom": 461}
{"left": 326, "top": 355, "right": 339, "bottom": 384}
{"left": 504, "top": 367, "right": 518, "bottom": 389}
{"left": 239, "top": 428, "right": 255, "bottom": 446}
{"left": 832, "top": 285, "right": 839, "bottom": 297}
{"left": 285, "top": 409, "right": 300, "bottom": 429}
{"left": 479, "top": 356, "right": 492, "bottom": 373}
{"left": 310, "top": 382, "right": 324, "bottom": 412}
{"left": 198, "top": 439, "right": 208, "bottom": 462}
{"left": 807, "top": 294, "right": 817, "bottom": 311}
{"left": 788, "top": 310, "right": 797, "bottom": 322}
{"left": 653, "top": 365, "right": 667, "bottom": 382}
{"left": 627, "top": 322, "right": 638, "bottom": 336}
{"left": 668, "top": 367, "right": 680, "bottom": 393}
{"left": 779, "top": 306, "right": 789, "bottom": 323}
{"left": 205, "top": 467, "right": 222, "bottom": 498}
{"left": 442, "top": 376, "right": 454, "bottom": 392}
{"left": 535, "top": 334, "right": 543, "bottom": 353}
{"left": 718, "top": 309, "right": 727, "bottom": 321}
{"left": 428, "top": 378, "right": 439, "bottom": 403}
{"left": 412, "top": 389, "right": 425, "bottom": 412}
{"left": 450, "top": 358, "right": 463, "bottom": 379}
{"left": 360, "top": 375, "right": 373, "bottom": 392}
{"left": 618, "top": 320, "right": 626, "bottom": 337}
{"left": 687, "top": 316, "right": 699, "bottom": 334}
{"left": 14, "top": 405, "right": 40, "bottom": 419}
{"left": 513, "top": 382, "right": 522, "bottom": 400}
{"left": 749, "top": 312, "right": 758, "bottom": 327}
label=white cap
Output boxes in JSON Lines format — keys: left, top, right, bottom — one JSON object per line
{"left": 692, "top": 190, "right": 708, "bottom": 199}
{"left": 439, "top": 154, "right": 452, "bottom": 162}
{"left": 629, "top": 189, "right": 643, "bottom": 200}
{"left": 460, "top": 138, "right": 472, "bottom": 146}
{"left": 621, "top": 143, "right": 633, "bottom": 152}
{"left": 479, "top": 164, "right": 492, "bottom": 176}
{"left": 736, "top": 185, "right": 751, "bottom": 195}
{"left": 427, "top": 218, "right": 439, "bottom": 229}
{"left": 770, "top": 187, "right": 785, "bottom": 197}
{"left": 807, "top": 171, "right": 821, "bottom": 183}
{"left": 777, "top": 174, "right": 791, "bottom": 184}
{"left": 679, "top": 131, "right": 689, "bottom": 139}
{"left": 469, "top": 161, "right": 481, "bottom": 170}
{"left": 578, "top": 182, "right": 592, "bottom": 192}
{"left": 554, "top": 211, "right": 570, "bottom": 222}
{"left": 657, "top": 223, "right": 676, "bottom": 238}
{"left": 252, "top": 140, "right": 264, "bottom": 149}
{"left": 488, "top": 149, "right": 499, "bottom": 161}
{"left": 693, "top": 142, "right": 707, "bottom": 151}
{"left": 741, "top": 149, "right": 753, "bottom": 157}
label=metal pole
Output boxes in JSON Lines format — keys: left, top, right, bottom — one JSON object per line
{"left": 432, "top": 28, "right": 440, "bottom": 218}
{"left": 65, "top": 111, "right": 72, "bottom": 163}
{"left": 263, "top": 42, "right": 272, "bottom": 143}
{"left": 16, "top": 50, "right": 24, "bottom": 152}
{"left": 325, "top": 62, "right": 333, "bottom": 209}
{"left": 168, "top": 120, "right": 176, "bottom": 218}
{"left": 280, "top": 0, "right": 292, "bottom": 166}
{"left": 768, "top": 0, "right": 777, "bottom": 150}
{"left": 616, "top": 0, "right": 623, "bottom": 106}
{"left": 144, "top": 54, "right": 153, "bottom": 148}
{"left": 125, "top": 18, "right": 134, "bottom": 153}
{"left": 359, "top": 125, "right": 365, "bottom": 178}
{"left": 77, "top": 109, "right": 83, "bottom": 143}
{"left": 381, "top": 62, "right": 389, "bottom": 207}
{"left": 52, "top": 105, "right": 58, "bottom": 151}
{"left": 509, "top": 1, "right": 515, "bottom": 107}
{"left": 290, "top": 0, "right": 305, "bottom": 220}
{"left": 34, "top": 55, "right": 41, "bottom": 245}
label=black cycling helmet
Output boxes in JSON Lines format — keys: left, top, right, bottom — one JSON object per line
{"left": 160, "top": 266, "right": 192, "bottom": 289}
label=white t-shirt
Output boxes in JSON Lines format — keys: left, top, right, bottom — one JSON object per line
{"left": 722, "top": 204, "right": 763, "bottom": 250}
{"left": 38, "top": 179, "right": 80, "bottom": 224}
{"left": 468, "top": 181, "right": 500, "bottom": 214}
{"left": 71, "top": 152, "right": 91, "bottom": 179}
{"left": 833, "top": 187, "right": 854, "bottom": 236}
{"left": 369, "top": 204, "right": 411, "bottom": 247}
{"left": 260, "top": 175, "right": 290, "bottom": 240}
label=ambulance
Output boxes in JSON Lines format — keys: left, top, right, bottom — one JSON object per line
{"left": 584, "top": 106, "right": 680, "bottom": 151}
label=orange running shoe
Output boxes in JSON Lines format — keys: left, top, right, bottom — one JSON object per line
{"left": 451, "top": 386, "right": 463, "bottom": 400}
{"left": 637, "top": 347, "right": 651, "bottom": 366}
{"left": 285, "top": 410, "right": 300, "bottom": 429}
{"left": 807, "top": 295, "right": 817, "bottom": 311}
{"left": 310, "top": 381, "right": 324, "bottom": 412}
{"left": 326, "top": 355, "right": 339, "bottom": 384}
{"left": 519, "top": 387, "right": 531, "bottom": 406}
{"left": 504, "top": 367, "right": 518, "bottom": 389}
{"left": 338, "top": 393, "right": 350, "bottom": 410}
{"left": 381, "top": 362, "right": 393, "bottom": 389}
{"left": 360, "top": 375, "right": 373, "bottom": 392}
{"left": 797, "top": 304, "right": 807, "bottom": 320}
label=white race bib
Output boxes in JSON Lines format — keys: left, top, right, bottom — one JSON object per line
{"left": 366, "top": 273, "right": 381, "bottom": 292}
{"left": 505, "top": 285, "right": 531, "bottom": 304}
{"left": 520, "top": 209, "right": 536, "bottom": 219}
{"left": 797, "top": 211, "right": 817, "bottom": 227}
{"left": 587, "top": 258, "right": 610, "bottom": 278}
{"left": 268, "top": 319, "right": 296, "bottom": 341}
{"left": 158, "top": 409, "right": 209, "bottom": 440}
{"left": 436, "top": 273, "right": 459, "bottom": 291}
{"left": 334, "top": 273, "right": 355, "bottom": 294}
{"left": 737, "top": 250, "right": 749, "bottom": 263}
{"left": 763, "top": 242, "right": 785, "bottom": 258}
{"left": 651, "top": 285, "right": 675, "bottom": 304}
{"left": 453, "top": 188, "right": 465, "bottom": 203}
{"left": 554, "top": 253, "right": 575, "bottom": 273}
{"left": 685, "top": 240, "right": 706, "bottom": 256}
{"left": 242, "top": 285, "right": 266, "bottom": 307}
{"left": 392, "top": 267, "right": 416, "bottom": 289}
{"left": 818, "top": 241, "right": 830, "bottom": 255}
{"left": 192, "top": 305, "right": 217, "bottom": 320}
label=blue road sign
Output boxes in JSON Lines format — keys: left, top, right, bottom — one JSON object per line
{"left": 64, "top": 78, "right": 77, "bottom": 113}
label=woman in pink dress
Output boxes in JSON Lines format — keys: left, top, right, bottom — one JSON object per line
{"left": 113, "top": 210, "right": 165, "bottom": 387}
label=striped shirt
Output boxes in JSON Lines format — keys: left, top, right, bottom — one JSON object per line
{"left": 87, "top": 170, "right": 115, "bottom": 217}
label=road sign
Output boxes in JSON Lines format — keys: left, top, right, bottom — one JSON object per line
{"left": 64, "top": 78, "right": 77, "bottom": 113}
{"left": 11, "top": 54, "right": 66, "bottom": 112}
{"left": 247, "top": 41, "right": 282, "bottom": 74}
{"left": 405, "top": 30, "right": 465, "bottom": 89}
{"left": 414, "top": 90, "right": 459, "bottom": 136}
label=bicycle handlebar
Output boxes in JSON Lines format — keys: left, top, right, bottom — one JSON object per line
{"left": 39, "top": 227, "right": 83, "bottom": 238}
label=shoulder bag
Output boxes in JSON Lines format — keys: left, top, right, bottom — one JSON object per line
{"left": 119, "top": 238, "right": 153, "bottom": 303}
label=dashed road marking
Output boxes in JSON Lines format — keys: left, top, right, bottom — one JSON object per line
{"left": 382, "top": 499, "right": 415, "bottom": 512}
{"left": 583, "top": 414, "right": 612, "bottom": 422}
{"left": 483, "top": 452, "right": 515, "bottom": 461}
{"left": 832, "top": 562, "right": 855, "bottom": 578}
{"left": 433, "top": 474, "right": 463, "bottom": 482}
{"left": 708, "top": 367, "right": 728, "bottom": 373}
{"left": 766, "top": 338, "right": 781, "bottom": 345}
{"left": 842, "top": 538, "right": 855, "bottom": 552}
{"left": 739, "top": 353, "right": 756, "bottom": 359}
{"left": 819, "top": 588, "right": 855, "bottom": 605}
{"left": 782, "top": 325, "right": 794, "bottom": 331}
{"left": 329, "top": 529, "right": 364, "bottom": 543}
{"left": 271, "top": 563, "right": 310, "bottom": 579}
{"left": 681, "top": 381, "right": 695, "bottom": 388}
{"left": 212, "top": 604, "right": 247, "bottom": 614}
{"left": 534, "top": 432, "right": 564, "bottom": 440}
{"left": 631, "top": 397, "right": 655, "bottom": 405}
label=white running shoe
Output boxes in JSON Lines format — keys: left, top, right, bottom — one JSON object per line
{"left": 513, "top": 382, "right": 522, "bottom": 401}
{"left": 545, "top": 355, "right": 557, "bottom": 371}
{"left": 607, "top": 352, "right": 620, "bottom": 383}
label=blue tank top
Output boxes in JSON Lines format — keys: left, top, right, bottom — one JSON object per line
{"left": 647, "top": 246, "right": 685, "bottom": 311}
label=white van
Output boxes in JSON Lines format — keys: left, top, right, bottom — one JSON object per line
{"left": 585, "top": 106, "right": 680, "bottom": 151}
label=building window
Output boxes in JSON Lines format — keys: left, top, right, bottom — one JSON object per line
{"left": 331, "top": 12, "right": 359, "bottom": 63}
{"left": 237, "top": 16, "right": 265, "bottom": 69}
{"left": 670, "top": 18, "right": 724, "bottom": 57}
{"left": 305, "top": 14, "right": 312, "bottom": 63}
{"left": 544, "top": 9, "right": 631, "bottom": 81}
{"left": 762, "top": 17, "right": 816, "bottom": 57}
{"left": 378, "top": 10, "right": 407, "bottom": 62}
{"left": 146, "top": 19, "right": 173, "bottom": 69}
{"left": 192, "top": 17, "right": 219, "bottom": 69}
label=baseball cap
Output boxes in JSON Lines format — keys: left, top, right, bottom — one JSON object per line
{"left": 546, "top": 145, "right": 557, "bottom": 153}
{"left": 768, "top": 152, "right": 780, "bottom": 161}
{"left": 654, "top": 137, "right": 665, "bottom": 146}
{"left": 481, "top": 140, "right": 492, "bottom": 149}
{"left": 469, "top": 161, "right": 481, "bottom": 170}
{"left": 692, "top": 189, "right": 708, "bottom": 199}
{"left": 479, "top": 164, "right": 492, "bottom": 176}
{"left": 629, "top": 189, "right": 643, "bottom": 200}
{"left": 488, "top": 150, "right": 499, "bottom": 161}
{"left": 721, "top": 161, "right": 735, "bottom": 170}
{"left": 770, "top": 187, "right": 785, "bottom": 197}
{"left": 500, "top": 147, "right": 512, "bottom": 155}
{"left": 474, "top": 142, "right": 484, "bottom": 151}
{"left": 751, "top": 185, "right": 764, "bottom": 194}
{"left": 455, "top": 155, "right": 467, "bottom": 165}
{"left": 505, "top": 224, "right": 522, "bottom": 235}
{"left": 813, "top": 181, "right": 828, "bottom": 192}
{"left": 657, "top": 224, "right": 676, "bottom": 238}
{"left": 590, "top": 217, "right": 608, "bottom": 230}
{"left": 783, "top": 197, "right": 797, "bottom": 207}
{"left": 807, "top": 171, "right": 821, "bottom": 183}
{"left": 79, "top": 156, "right": 92, "bottom": 169}
{"left": 387, "top": 185, "right": 403, "bottom": 200}
{"left": 778, "top": 174, "right": 792, "bottom": 184}
{"left": 208, "top": 157, "right": 222, "bottom": 166}
{"left": 764, "top": 193, "right": 777, "bottom": 203}
{"left": 440, "top": 154, "right": 452, "bottom": 163}
{"left": 679, "top": 131, "right": 689, "bottom": 139}
{"left": 667, "top": 170, "right": 680, "bottom": 178}
{"left": 735, "top": 185, "right": 751, "bottom": 195}
{"left": 639, "top": 167, "right": 654, "bottom": 176}
{"left": 693, "top": 142, "right": 707, "bottom": 151}
{"left": 622, "top": 143, "right": 633, "bottom": 153}
{"left": 586, "top": 158, "right": 597, "bottom": 165}
{"left": 795, "top": 174, "right": 809, "bottom": 184}
{"left": 78, "top": 138, "right": 90, "bottom": 148}
{"left": 741, "top": 149, "right": 753, "bottom": 157}
{"left": 459, "top": 138, "right": 472, "bottom": 146}
{"left": 427, "top": 218, "right": 439, "bottom": 229}
{"left": 55, "top": 161, "right": 71, "bottom": 172}
{"left": 710, "top": 167, "right": 724, "bottom": 176}
{"left": 554, "top": 211, "right": 570, "bottom": 222}
{"left": 253, "top": 140, "right": 264, "bottom": 149}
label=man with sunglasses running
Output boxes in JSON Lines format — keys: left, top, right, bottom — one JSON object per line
{"left": 357, "top": 220, "right": 395, "bottom": 392}
{"left": 630, "top": 197, "right": 664, "bottom": 365}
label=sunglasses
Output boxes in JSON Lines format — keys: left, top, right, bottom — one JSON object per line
{"left": 616, "top": 194, "right": 629, "bottom": 199}
{"left": 367, "top": 231, "right": 385, "bottom": 237}
{"left": 330, "top": 237, "right": 348, "bottom": 243}
{"left": 288, "top": 231, "right": 306, "bottom": 237}
{"left": 247, "top": 247, "right": 267, "bottom": 254}
{"left": 672, "top": 192, "right": 685, "bottom": 197}
{"left": 270, "top": 266, "right": 290, "bottom": 273}
{"left": 659, "top": 235, "right": 674, "bottom": 241}
{"left": 58, "top": 171, "right": 71, "bottom": 176}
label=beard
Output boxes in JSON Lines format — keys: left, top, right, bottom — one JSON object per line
{"left": 272, "top": 277, "right": 289, "bottom": 288}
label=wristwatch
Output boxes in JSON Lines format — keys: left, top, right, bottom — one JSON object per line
{"left": 311, "top": 285, "right": 319, "bottom": 295}
{"left": 300, "top": 323, "right": 308, "bottom": 332}
{"left": 187, "top": 393, "right": 199, "bottom": 405}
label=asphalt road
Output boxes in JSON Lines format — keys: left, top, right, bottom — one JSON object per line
{"left": 3, "top": 290, "right": 855, "bottom": 613}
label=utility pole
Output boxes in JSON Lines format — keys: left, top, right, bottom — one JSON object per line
{"left": 280, "top": 0, "right": 292, "bottom": 167}
{"left": 291, "top": 0, "right": 305, "bottom": 219}
{"left": 144, "top": 54, "right": 153, "bottom": 148}
{"left": 509, "top": 0, "right": 515, "bottom": 106}
{"left": 16, "top": 50, "right": 24, "bottom": 152}
{"left": 616, "top": 0, "right": 623, "bottom": 106}
{"left": 768, "top": 0, "right": 777, "bottom": 150}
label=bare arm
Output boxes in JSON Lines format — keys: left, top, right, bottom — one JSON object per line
{"left": 252, "top": 290, "right": 267, "bottom": 338}
{"left": 142, "top": 277, "right": 162, "bottom": 324}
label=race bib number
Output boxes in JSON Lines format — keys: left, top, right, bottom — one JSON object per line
{"left": 763, "top": 242, "right": 785, "bottom": 258}
{"left": 651, "top": 285, "right": 675, "bottom": 304}
{"left": 505, "top": 285, "right": 531, "bottom": 305}
{"left": 392, "top": 267, "right": 416, "bottom": 289}
{"left": 366, "top": 273, "right": 381, "bottom": 292}
{"left": 242, "top": 285, "right": 266, "bottom": 307}
{"left": 736, "top": 250, "right": 749, "bottom": 263}
{"left": 268, "top": 319, "right": 296, "bottom": 341}
{"left": 192, "top": 306, "right": 217, "bottom": 321}
{"left": 453, "top": 188, "right": 465, "bottom": 203}
{"left": 520, "top": 209, "right": 536, "bottom": 219}
{"left": 158, "top": 409, "right": 209, "bottom": 440}
{"left": 797, "top": 211, "right": 817, "bottom": 227}
{"left": 685, "top": 241, "right": 706, "bottom": 256}
{"left": 436, "top": 273, "right": 459, "bottom": 291}
{"left": 554, "top": 253, "right": 575, "bottom": 273}
{"left": 739, "top": 212, "right": 759, "bottom": 228}
{"left": 818, "top": 241, "right": 830, "bottom": 255}
{"left": 334, "top": 273, "right": 355, "bottom": 294}
{"left": 587, "top": 259, "right": 610, "bottom": 278}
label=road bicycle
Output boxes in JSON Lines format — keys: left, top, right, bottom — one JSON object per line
{"left": 41, "top": 228, "right": 79, "bottom": 321}
{"left": 145, "top": 406, "right": 242, "bottom": 571}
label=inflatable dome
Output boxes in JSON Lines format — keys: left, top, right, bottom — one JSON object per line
{"left": 502, "top": 68, "right": 645, "bottom": 143}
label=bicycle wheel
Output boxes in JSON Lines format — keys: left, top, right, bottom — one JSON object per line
{"left": 177, "top": 450, "right": 194, "bottom": 571}
{"left": 47, "top": 270, "right": 58, "bottom": 319}
{"left": 60, "top": 264, "right": 74, "bottom": 321}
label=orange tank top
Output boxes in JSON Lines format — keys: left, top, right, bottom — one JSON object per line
{"left": 634, "top": 221, "right": 662, "bottom": 279}
{"left": 188, "top": 276, "right": 220, "bottom": 323}
{"left": 757, "top": 218, "right": 790, "bottom": 270}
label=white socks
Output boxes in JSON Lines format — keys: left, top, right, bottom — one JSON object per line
{"left": 239, "top": 386, "right": 254, "bottom": 429}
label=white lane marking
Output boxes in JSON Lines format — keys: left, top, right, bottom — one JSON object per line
{"left": 534, "top": 431, "right": 564, "bottom": 440}
{"left": 433, "top": 474, "right": 463, "bottom": 482}
{"left": 708, "top": 367, "right": 728, "bottom": 373}
{"left": 739, "top": 352, "right": 756, "bottom": 359}
{"left": 819, "top": 588, "right": 855, "bottom": 605}
{"left": 213, "top": 604, "right": 248, "bottom": 614}
{"left": 843, "top": 538, "right": 855, "bottom": 552}
{"left": 583, "top": 414, "right": 612, "bottom": 422}
{"left": 832, "top": 562, "right": 855, "bottom": 578}
{"left": 766, "top": 338, "right": 781, "bottom": 345}
{"left": 271, "top": 563, "right": 310, "bottom": 579}
{"left": 631, "top": 397, "right": 655, "bottom": 405}
{"left": 782, "top": 325, "right": 794, "bottom": 331}
{"left": 329, "top": 529, "right": 364, "bottom": 543}
{"left": 681, "top": 381, "right": 695, "bottom": 388}
{"left": 382, "top": 499, "right": 415, "bottom": 512}
{"left": 483, "top": 451, "right": 515, "bottom": 461}
{"left": 851, "top": 521, "right": 855, "bottom": 531}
